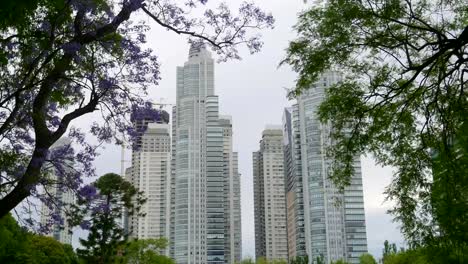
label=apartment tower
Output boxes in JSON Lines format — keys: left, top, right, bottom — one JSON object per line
{"left": 125, "top": 108, "right": 171, "bottom": 256}
{"left": 253, "top": 126, "right": 288, "bottom": 262}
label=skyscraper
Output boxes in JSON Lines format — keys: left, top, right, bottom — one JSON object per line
{"left": 283, "top": 106, "right": 306, "bottom": 260}
{"left": 134, "top": 123, "right": 171, "bottom": 251}
{"left": 40, "top": 137, "right": 75, "bottom": 245}
{"left": 125, "top": 107, "right": 171, "bottom": 256}
{"left": 253, "top": 126, "right": 288, "bottom": 262}
{"left": 283, "top": 71, "right": 368, "bottom": 264}
{"left": 172, "top": 44, "right": 240, "bottom": 264}
{"left": 220, "top": 116, "right": 242, "bottom": 264}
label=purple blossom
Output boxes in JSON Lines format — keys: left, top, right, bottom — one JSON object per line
{"left": 48, "top": 143, "right": 74, "bottom": 161}
{"left": 98, "top": 79, "right": 115, "bottom": 90}
{"left": 51, "top": 212, "right": 64, "bottom": 225}
{"left": 130, "top": 102, "right": 161, "bottom": 123}
{"left": 30, "top": 155, "right": 47, "bottom": 168}
{"left": 90, "top": 123, "right": 113, "bottom": 141}
{"left": 70, "top": 0, "right": 97, "bottom": 12}
{"left": 137, "top": 33, "right": 146, "bottom": 43}
{"left": 92, "top": 203, "right": 110, "bottom": 214}
{"left": 79, "top": 185, "right": 97, "bottom": 200}
{"left": 125, "top": 0, "right": 143, "bottom": 11}
{"left": 39, "top": 21, "right": 51, "bottom": 33}
{"left": 69, "top": 128, "right": 86, "bottom": 144}
{"left": 80, "top": 220, "right": 91, "bottom": 230}
{"left": 50, "top": 116, "right": 61, "bottom": 127}
{"left": 62, "top": 42, "right": 82, "bottom": 54}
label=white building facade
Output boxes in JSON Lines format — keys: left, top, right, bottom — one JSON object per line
{"left": 253, "top": 126, "right": 289, "bottom": 262}
{"left": 172, "top": 44, "right": 240, "bottom": 264}
{"left": 125, "top": 110, "right": 172, "bottom": 257}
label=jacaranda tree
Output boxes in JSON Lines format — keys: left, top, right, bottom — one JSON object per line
{"left": 284, "top": 0, "right": 467, "bottom": 261}
{"left": 0, "top": 0, "right": 274, "bottom": 226}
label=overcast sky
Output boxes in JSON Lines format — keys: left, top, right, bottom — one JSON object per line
{"left": 72, "top": 0, "right": 404, "bottom": 259}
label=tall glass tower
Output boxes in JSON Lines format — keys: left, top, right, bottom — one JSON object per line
{"left": 172, "top": 44, "right": 240, "bottom": 264}
{"left": 283, "top": 71, "right": 368, "bottom": 264}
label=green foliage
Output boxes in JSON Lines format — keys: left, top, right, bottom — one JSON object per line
{"left": 238, "top": 258, "right": 255, "bottom": 264}
{"left": 290, "top": 256, "right": 309, "bottom": 264}
{"left": 0, "top": 213, "right": 78, "bottom": 263}
{"left": 284, "top": 0, "right": 468, "bottom": 258}
{"left": 253, "top": 257, "right": 288, "bottom": 264}
{"left": 0, "top": 0, "right": 38, "bottom": 29}
{"left": 383, "top": 240, "right": 398, "bottom": 259}
{"left": 0, "top": 213, "right": 29, "bottom": 262}
{"left": 314, "top": 254, "right": 325, "bottom": 264}
{"left": 122, "top": 238, "right": 174, "bottom": 264}
{"left": 26, "top": 235, "right": 78, "bottom": 264}
{"left": 76, "top": 173, "right": 145, "bottom": 264}
{"left": 359, "top": 253, "right": 377, "bottom": 264}
{"left": 331, "top": 259, "right": 349, "bottom": 264}
{"left": 381, "top": 240, "right": 468, "bottom": 264}
{"left": 382, "top": 247, "right": 428, "bottom": 264}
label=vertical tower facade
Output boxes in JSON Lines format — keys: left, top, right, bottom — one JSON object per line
{"left": 172, "top": 44, "right": 238, "bottom": 264}
{"left": 135, "top": 124, "right": 172, "bottom": 254}
{"left": 253, "top": 127, "right": 288, "bottom": 262}
{"left": 231, "top": 152, "right": 242, "bottom": 262}
{"left": 126, "top": 108, "right": 171, "bottom": 255}
{"left": 290, "top": 71, "right": 368, "bottom": 263}
{"left": 283, "top": 106, "right": 306, "bottom": 260}
{"left": 220, "top": 116, "right": 242, "bottom": 264}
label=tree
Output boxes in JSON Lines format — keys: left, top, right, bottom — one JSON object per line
{"left": 290, "top": 256, "right": 309, "bottom": 264}
{"left": 0, "top": 213, "right": 78, "bottom": 263}
{"left": 382, "top": 248, "right": 428, "bottom": 264}
{"left": 0, "top": 213, "right": 29, "bottom": 262}
{"left": 314, "top": 254, "right": 325, "bottom": 264}
{"left": 284, "top": 0, "right": 468, "bottom": 258}
{"left": 0, "top": 0, "right": 41, "bottom": 30}
{"left": 73, "top": 173, "right": 144, "bottom": 264}
{"left": 122, "top": 238, "right": 174, "bottom": 264}
{"left": 359, "top": 253, "right": 377, "bottom": 264}
{"left": 256, "top": 257, "right": 268, "bottom": 264}
{"left": 0, "top": 0, "right": 274, "bottom": 221}
{"left": 331, "top": 260, "right": 349, "bottom": 264}
{"left": 27, "top": 235, "right": 78, "bottom": 264}
{"left": 238, "top": 258, "right": 255, "bottom": 264}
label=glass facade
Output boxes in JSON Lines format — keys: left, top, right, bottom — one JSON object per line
{"left": 283, "top": 107, "right": 307, "bottom": 260}
{"left": 172, "top": 44, "right": 240, "bottom": 264}
{"left": 283, "top": 71, "right": 368, "bottom": 264}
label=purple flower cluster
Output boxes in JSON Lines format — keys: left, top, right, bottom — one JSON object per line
{"left": 78, "top": 185, "right": 97, "bottom": 200}
{"left": 90, "top": 122, "right": 113, "bottom": 142}
{"left": 70, "top": 0, "right": 97, "bottom": 12}
{"left": 125, "top": 0, "right": 144, "bottom": 11}
{"left": 130, "top": 102, "right": 161, "bottom": 123}
{"left": 62, "top": 42, "right": 82, "bottom": 54}
{"left": 80, "top": 220, "right": 91, "bottom": 230}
